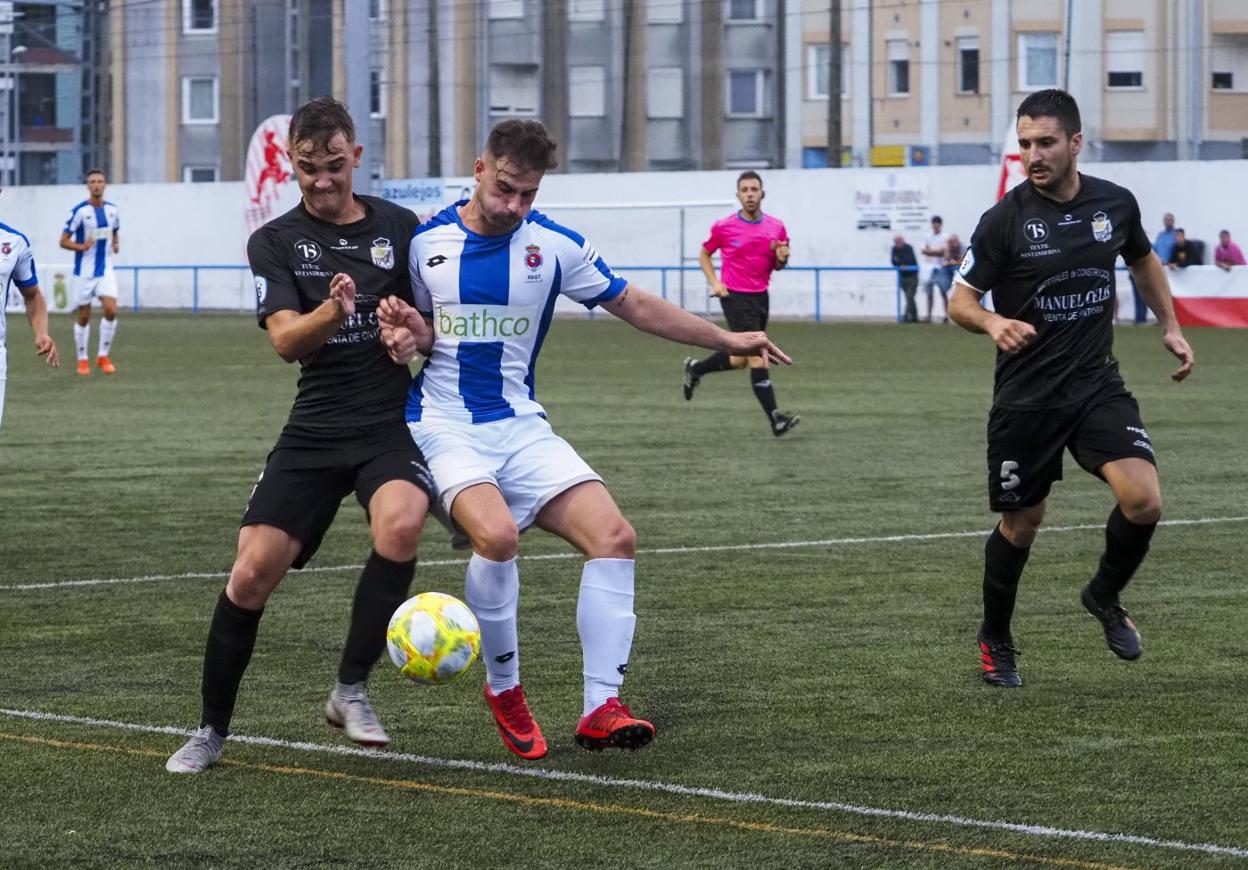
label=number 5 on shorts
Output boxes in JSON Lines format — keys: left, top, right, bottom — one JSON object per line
{"left": 999, "top": 461, "right": 1021, "bottom": 492}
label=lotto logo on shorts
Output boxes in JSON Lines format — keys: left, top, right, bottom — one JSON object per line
{"left": 435, "top": 304, "right": 540, "bottom": 341}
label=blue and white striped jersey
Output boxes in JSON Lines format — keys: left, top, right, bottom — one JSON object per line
{"left": 406, "top": 202, "right": 627, "bottom": 424}
{"left": 0, "top": 221, "right": 39, "bottom": 348}
{"left": 64, "top": 200, "right": 120, "bottom": 278}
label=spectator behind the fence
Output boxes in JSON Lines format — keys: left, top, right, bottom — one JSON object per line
{"left": 1214, "top": 230, "right": 1246, "bottom": 271}
{"left": 891, "top": 234, "right": 919, "bottom": 323}
{"left": 944, "top": 233, "right": 964, "bottom": 284}
{"left": 1153, "top": 213, "right": 1177, "bottom": 263}
{"left": 1167, "top": 229, "right": 1203, "bottom": 269}
{"left": 920, "top": 215, "right": 950, "bottom": 322}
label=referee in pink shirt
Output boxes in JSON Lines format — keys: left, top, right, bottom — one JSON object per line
{"left": 683, "top": 171, "right": 799, "bottom": 436}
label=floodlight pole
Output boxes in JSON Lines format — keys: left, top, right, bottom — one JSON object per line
{"left": 826, "top": 0, "right": 842, "bottom": 168}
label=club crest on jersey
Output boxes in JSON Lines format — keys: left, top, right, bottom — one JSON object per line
{"left": 371, "top": 237, "right": 394, "bottom": 269}
{"left": 1091, "top": 211, "right": 1113, "bottom": 243}
{"left": 0, "top": 242, "right": 10, "bottom": 256}
{"left": 524, "top": 244, "right": 543, "bottom": 272}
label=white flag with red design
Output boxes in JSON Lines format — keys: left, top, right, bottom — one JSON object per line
{"left": 996, "top": 125, "right": 1027, "bottom": 201}
{"left": 244, "top": 115, "right": 294, "bottom": 237}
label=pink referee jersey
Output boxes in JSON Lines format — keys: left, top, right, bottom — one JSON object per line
{"left": 703, "top": 212, "right": 788, "bottom": 294}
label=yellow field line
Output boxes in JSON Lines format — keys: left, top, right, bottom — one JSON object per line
{"left": 1, "top": 732, "right": 1145, "bottom": 870}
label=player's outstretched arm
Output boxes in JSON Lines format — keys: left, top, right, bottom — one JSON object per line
{"left": 264, "top": 273, "right": 356, "bottom": 363}
{"left": 19, "top": 284, "right": 58, "bottom": 367}
{"left": 1127, "top": 251, "right": 1194, "bottom": 382}
{"left": 948, "top": 279, "right": 1036, "bottom": 353}
{"left": 602, "top": 284, "right": 792, "bottom": 365}
{"left": 378, "top": 296, "right": 434, "bottom": 365}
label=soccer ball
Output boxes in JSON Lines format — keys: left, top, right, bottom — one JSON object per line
{"left": 386, "top": 592, "right": 481, "bottom": 685}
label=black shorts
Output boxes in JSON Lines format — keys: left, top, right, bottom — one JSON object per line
{"left": 986, "top": 386, "right": 1156, "bottom": 512}
{"left": 720, "top": 290, "right": 770, "bottom": 332}
{"left": 241, "top": 424, "right": 435, "bottom": 568}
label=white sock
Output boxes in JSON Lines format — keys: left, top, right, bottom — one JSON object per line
{"left": 74, "top": 323, "right": 90, "bottom": 361}
{"left": 577, "top": 558, "right": 636, "bottom": 716}
{"left": 98, "top": 318, "right": 117, "bottom": 358}
{"left": 464, "top": 554, "right": 520, "bottom": 694}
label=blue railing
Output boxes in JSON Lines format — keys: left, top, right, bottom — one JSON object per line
{"left": 114, "top": 265, "right": 257, "bottom": 316}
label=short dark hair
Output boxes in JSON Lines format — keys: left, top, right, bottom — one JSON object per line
{"left": 931, "top": 215, "right": 942, "bottom": 223}
{"left": 1017, "top": 88, "right": 1082, "bottom": 137}
{"left": 85, "top": 168, "right": 105, "bottom": 180}
{"left": 485, "top": 119, "right": 559, "bottom": 172}
{"left": 289, "top": 96, "right": 356, "bottom": 152}
{"left": 1175, "top": 227, "right": 1186, "bottom": 234}
{"left": 737, "top": 170, "right": 763, "bottom": 188}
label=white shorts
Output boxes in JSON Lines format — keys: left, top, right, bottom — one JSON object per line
{"left": 74, "top": 272, "right": 118, "bottom": 307}
{"left": 409, "top": 414, "right": 602, "bottom": 531}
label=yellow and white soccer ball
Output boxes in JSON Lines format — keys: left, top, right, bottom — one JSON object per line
{"left": 386, "top": 592, "right": 481, "bottom": 685}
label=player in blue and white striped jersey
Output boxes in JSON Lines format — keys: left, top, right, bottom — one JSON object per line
{"left": 1, "top": 215, "right": 60, "bottom": 430}
{"left": 59, "top": 169, "right": 121, "bottom": 375}
{"left": 380, "top": 119, "right": 790, "bottom": 760}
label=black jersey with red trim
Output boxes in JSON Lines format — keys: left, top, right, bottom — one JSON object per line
{"left": 957, "top": 173, "right": 1152, "bottom": 410}
{"left": 247, "top": 195, "right": 419, "bottom": 436}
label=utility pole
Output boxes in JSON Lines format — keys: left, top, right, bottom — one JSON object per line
{"left": 427, "top": 0, "right": 441, "bottom": 175}
{"left": 826, "top": 0, "right": 842, "bottom": 167}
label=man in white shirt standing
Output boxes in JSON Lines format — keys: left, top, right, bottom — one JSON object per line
{"left": 921, "top": 214, "right": 950, "bottom": 323}
{"left": 60, "top": 169, "right": 121, "bottom": 375}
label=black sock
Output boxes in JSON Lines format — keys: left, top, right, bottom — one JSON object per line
{"left": 981, "top": 526, "right": 1031, "bottom": 643}
{"left": 691, "top": 352, "right": 733, "bottom": 377}
{"left": 750, "top": 367, "right": 778, "bottom": 418}
{"left": 1088, "top": 506, "right": 1156, "bottom": 605}
{"left": 201, "top": 590, "right": 264, "bottom": 737}
{"left": 338, "top": 550, "right": 416, "bottom": 685}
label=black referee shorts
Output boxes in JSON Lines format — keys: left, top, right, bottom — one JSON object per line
{"left": 241, "top": 424, "right": 435, "bottom": 568}
{"left": 719, "top": 290, "right": 770, "bottom": 332}
{"left": 986, "top": 385, "right": 1156, "bottom": 513}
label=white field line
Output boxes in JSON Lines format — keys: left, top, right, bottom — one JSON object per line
{"left": 7, "top": 511, "right": 1248, "bottom": 594}
{"left": 4, "top": 515, "right": 1247, "bottom": 592}
{"left": 2, "top": 707, "right": 1246, "bottom": 861}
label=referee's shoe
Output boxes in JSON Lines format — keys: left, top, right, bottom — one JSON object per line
{"left": 1081, "top": 583, "right": 1142, "bottom": 660}
{"left": 682, "top": 357, "right": 700, "bottom": 401}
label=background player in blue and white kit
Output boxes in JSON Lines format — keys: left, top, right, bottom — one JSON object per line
{"left": 59, "top": 169, "right": 121, "bottom": 376}
{"left": 1, "top": 214, "right": 59, "bottom": 429}
{"left": 380, "top": 119, "right": 790, "bottom": 760}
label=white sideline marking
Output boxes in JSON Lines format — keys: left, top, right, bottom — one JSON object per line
{"left": 2, "top": 707, "right": 1246, "bottom": 860}
{"left": 3, "top": 515, "right": 1247, "bottom": 592}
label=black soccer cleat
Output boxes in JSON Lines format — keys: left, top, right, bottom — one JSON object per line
{"left": 770, "top": 410, "right": 801, "bottom": 437}
{"left": 977, "top": 631, "right": 1022, "bottom": 688}
{"left": 682, "top": 357, "right": 700, "bottom": 401}
{"left": 1081, "top": 583, "right": 1142, "bottom": 660}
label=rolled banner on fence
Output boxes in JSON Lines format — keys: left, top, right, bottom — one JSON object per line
{"left": 244, "top": 115, "right": 294, "bottom": 240}
{"left": 1167, "top": 266, "right": 1248, "bottom": 328}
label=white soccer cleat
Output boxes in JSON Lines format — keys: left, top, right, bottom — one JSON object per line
{"left": 165, "top": 725, "right": 225, "bottom": 774}
{"left": 324, "top": 681, "right": 390, "bottom": 746}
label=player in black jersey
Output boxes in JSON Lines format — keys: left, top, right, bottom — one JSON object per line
{"left": 167, "top": 98, "right": 435, "bottom": 773}
{"left": 948, "top": 90, "right": 1194, "bottom": 688}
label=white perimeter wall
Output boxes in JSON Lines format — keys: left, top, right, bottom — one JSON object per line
{"left": 5, "top": 160, "right": 1245, "bottom": 318}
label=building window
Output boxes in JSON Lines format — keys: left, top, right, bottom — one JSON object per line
{"left": 1211, "top": 35, "right": 1248, "bottom": 91}
{"left": 1018, "top": 32, "right": 1058, "bottom": 89}
{"left": 568, "top": 0, "right": 604, "bottom": 21}
{"left": 488, "top": 64, "right": 539, "bottom": 116}
{"left": 807, "top": 43, "right": 848, "bottom": 99}
{"left": 181, "top": 76, "right": 218, "bottom": 124}
{"left": 647, "top": 67, "right": 684, "bottom": 118}
{"left": 648, "top": 0, "right": 682, "bottom": 23}
{"left": 957, "top": 36, "right": 980, "bottom": 93}
{"left": 727, "top": 69, "right": 765, "bottom": 116}
{"left": 488, "top": 0, "right": 524, "bottom": 20}
{"left": 183, "top": 166, "right": 218, "bottom": 183}
{"left": 1105, "top": 31, "right": 1144, "bottom": 88}
{"left": 569, "top": 66, "right": 606, "bottom": 117}
{"left": 727, "top": 0, "right": 761, "bottom": 22}
{"left": 887, "top": 39, "right": 910, "bottom": 96}
{"left": 183, "top": 0, "right": 217, "bottom": 34}
{"left": 370, "top": 69, "right": 385, "bottom": 118}
{"left": 369, "top": 0, "right": 386, "bottom": 20}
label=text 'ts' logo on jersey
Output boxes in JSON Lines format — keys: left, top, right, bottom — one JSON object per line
{"left": 1023, "top": 219, "right": 1049, "bottom": 243}
{"left": 524, "top": 244, "right": 543, "bottom": 271}
{"left": 1090, "top": 211, "right": 1113, "bottom": 243}
{"left": 371, "top": 237, "right": 394, "bottom": 269}
{"left": 295, "top": 239, "right": 322, "bottom": 262}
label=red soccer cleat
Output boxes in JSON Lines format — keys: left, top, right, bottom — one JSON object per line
{"left": 483, "top": 684, "right": 547, "bottom": 760}
{"left": 575, "top": 698, "right": 655, "bottom": 752}
{"left": 76, "top": 359, "right": 91, "bottom": 376}
{"left": 96, "top": 356, "right": 116, "bottom": 374}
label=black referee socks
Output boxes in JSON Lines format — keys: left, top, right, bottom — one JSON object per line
{"left": 338, "top": 550, "right": 416, "bottom": 685}
{"left": 750, "top": 367, "right": 778, "bottom": 417}
{"left": 1088, "top": 506, "right": 1157, "bottom": 606}
{"left": 691, "top": 351, "right": 734, "bottom": 377}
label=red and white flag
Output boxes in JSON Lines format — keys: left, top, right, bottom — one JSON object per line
{"left": 996, "top": 125, "right": 1027, "bottom": 201}
{"left": 244, "top": 115, "right": 294, "bottom": 237}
